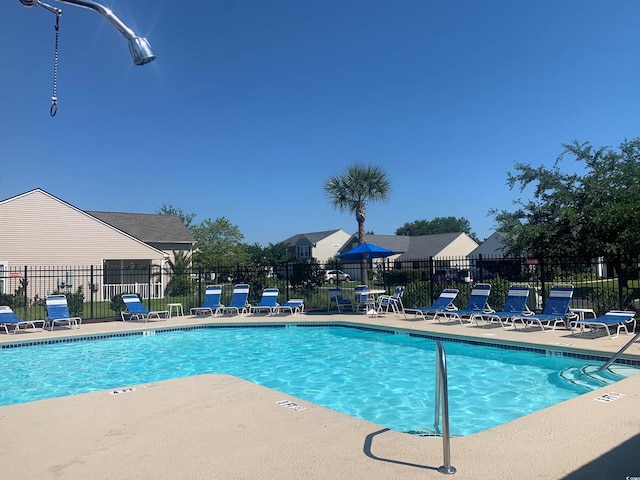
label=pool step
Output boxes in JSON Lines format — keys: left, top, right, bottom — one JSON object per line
{"left": 601, "top": 364, "right": 640, "bottom": 379}
{"left": 558, "top": 365, "right": 628, "bottom": 391}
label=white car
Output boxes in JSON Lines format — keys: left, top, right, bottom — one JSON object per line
{"left": 324, "top": 270, "right": 351, "bottom": 283}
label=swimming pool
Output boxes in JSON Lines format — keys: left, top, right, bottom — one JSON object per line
{"left": 1, "top": 324, "right": 635, "bottom": 436}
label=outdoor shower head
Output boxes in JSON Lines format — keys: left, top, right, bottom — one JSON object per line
{"left": 21, "top": 0, "right": 156, "bottom": 65}
{"left": 128, "top": 36, "right": 156, "bottom": 66}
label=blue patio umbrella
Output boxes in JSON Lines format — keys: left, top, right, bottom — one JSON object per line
{"left": 338, "top": 242, "right": 394, "bottom": 261}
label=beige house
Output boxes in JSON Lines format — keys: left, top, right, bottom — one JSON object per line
{"left": 281, "top": 229, "right": 352, "bottom": 262}
{"left": 0, "top": 189, "right": 194, "bottom": 300}
{"left": 468, "top": 231, "right": 509, "bottom": 258}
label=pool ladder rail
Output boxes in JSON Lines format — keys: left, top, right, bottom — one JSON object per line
{"left": 600, "top": 330, "right": 640, "bottom": 371}
{"left": 434, "top": 341, "right": 456, "bottom": 475}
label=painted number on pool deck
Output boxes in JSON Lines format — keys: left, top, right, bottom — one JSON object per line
{"left": 594, "top": 392, "right": 624, "bottom": 403}
{"left": 276, "top": 400, "right": 307, "bottom": 412}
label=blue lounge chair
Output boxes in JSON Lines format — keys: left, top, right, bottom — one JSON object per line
{"left": 45, "top": 294, "right": 82, "bottom": 330}
{"left": 220, "top": 284, "right": 250, "bottom": 315}
{"left": 250, "top": 288, "right": 280, "bottom": 315}
{"left": 439, "top": 284, "right": 493, "bottom": 324}
{"left": 509, "top": 284, "right": 574, "bottom": 331}
{"left": 120, "top": 294, "right": 169, "bottom": 322}
{"left": 328, "top": 287, "right": 354, "bottom": 313}
{"left": 0, "top": 306, "right": 45, "bottom": 334}
{"left": 477, "top": 284, "right": 532, "bottom": 328}
{"left": 190, "top": 285, "right": 224, "bottom": 316}
{"left": 571, "top": 310, "right": 637, "bottom": 339}
{"left": 274, "top": 299, "right": 304, "bottom": 315}
{"left": 405, "top": 289, "right": 459, "bottom": 320}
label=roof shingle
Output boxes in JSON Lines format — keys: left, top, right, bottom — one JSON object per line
{"left": 86, "top": 211, "right": 194, "bottom": 244}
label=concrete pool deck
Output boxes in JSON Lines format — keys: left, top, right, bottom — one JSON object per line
{"left": 1, "top": 312, "right": 640, "bottom": 479}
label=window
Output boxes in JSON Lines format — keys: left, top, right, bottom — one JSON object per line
{"left": 297, "top": 245, "right": 310, "bottom": 258}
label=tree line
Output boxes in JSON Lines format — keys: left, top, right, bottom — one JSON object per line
{"left": 161, "top": 136, "right": 640, "bottom": 288}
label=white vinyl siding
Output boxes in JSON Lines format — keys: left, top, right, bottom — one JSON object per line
{"left": 309, "top": 230, "right": 352, "bottom": 262}
{"left": 437, "top": 234, "right": 479, "bottom": 257}
{"left": 0, "top": 190, "right": 165, "bottom": 267}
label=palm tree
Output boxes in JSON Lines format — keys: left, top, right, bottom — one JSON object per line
{"left": 324, "top": 163, "right": 391, "bottom": 284}
{"left": 165, "top": 250, "right": 192, "bottom": 296}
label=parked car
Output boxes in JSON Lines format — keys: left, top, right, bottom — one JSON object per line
{"left": 324, "top": 270, "right": 351, "bottom": 283}
{"left": 434, "top": 268, "right": 474, "bottom": 285}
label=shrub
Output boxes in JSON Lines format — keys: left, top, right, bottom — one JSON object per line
{"left": 110, "top": 293, "right": 137, "bottom": 315}
{"left": 0, "top": 293, "right": 15, "bottom": 309}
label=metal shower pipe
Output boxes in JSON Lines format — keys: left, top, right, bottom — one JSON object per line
{"left": 19, "top": 0, "right": 156, "bottom": 65}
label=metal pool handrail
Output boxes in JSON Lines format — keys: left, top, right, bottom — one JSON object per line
{"left": 434, "top": 341, "right": 456, "bottom": 475}
{"left": 600, "top": 330, "right": 640, "bottom": 371}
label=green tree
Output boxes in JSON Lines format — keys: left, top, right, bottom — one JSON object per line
{"left": 246, "top": 242, "right": 295, "bottom": 265}
{"left": 288, "top": 259, "right": 325, "bottom": 299}
{"left": 324, "top": 163, "right": 391, "bottom": 284}
{"left": 191, "top": 217, "right": 248, "bottom": 267}
{"left": 396, "top": 216, "right": 477, "bottom": 241}
{"left": 492, "top": 137, "right": 640, "bottom": 286}
{"left": 157, "top": 203, "right": 197, "bottom": 230}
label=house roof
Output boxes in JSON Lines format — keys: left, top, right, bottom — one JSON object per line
{"left": 281, "top": 229, "right": 346, "bottom": 246}
{"left": 397, "top": 232, "right": 470, "bottom": 258}
{"left": 85, "top": 211, "right": 194, "bottom": 244}
{"left": 0, "top": 189, "right": 169, "bottom": 258}
{"left": 469, "top": 231, "right": 509, "bottom": 257}
{"left": 344, "top": 234, "right": 411, "bottom": 253}
{"left": 342, "top": 232, "right": 474, "bottom": 259}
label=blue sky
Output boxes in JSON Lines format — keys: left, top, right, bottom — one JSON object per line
{"left": 2, "top": 0, "right": 639, "bottom": 245}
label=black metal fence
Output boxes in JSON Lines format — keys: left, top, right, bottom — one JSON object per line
{"left": 1, "top": 254, "right": 639, "bottom": 322}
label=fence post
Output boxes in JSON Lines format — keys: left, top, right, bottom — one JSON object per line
{"left": 618, "top": 255, "right": 624, "bottom": 310}
{"left": 539, "top": 256, "right": 546, "bottom": 304}
{"left": 147, "top": 264, "right": 152, "bottom": 307}
{"left": 23, "top": 265, "right": 28, "bottom": 311}
{"left": 197, "top": 263, "right": 202, "bottom": 306}
{"left": 287, "top": 261, "right": 292, "bottom": 298}
{"left": 90, "top": 265, "right": 94, "bottom": 319}
{"left": 382, "top": 259, "right": 388, "bottom": 291}
{"left": 428, "top": 256, "right": 435, "bottom": 304}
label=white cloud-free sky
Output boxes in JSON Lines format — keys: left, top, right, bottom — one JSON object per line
{"left": 2, "top": 0, "right": 638, "bottom": 244}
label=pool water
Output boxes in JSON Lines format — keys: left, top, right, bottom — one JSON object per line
{"left": 0, "top": 326, "right": 631, "bottom": 436}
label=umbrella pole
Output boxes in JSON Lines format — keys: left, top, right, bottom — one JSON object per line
{"left": 361, "top": 254, "right": 369, "bottom": 285}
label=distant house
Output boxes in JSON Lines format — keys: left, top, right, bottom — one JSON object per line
{"left": 0, "top": 188, "right": 194, "bottom": 300}
{"left": 337, "top": 233, "right": 479, "bottom": 281}
{"left": 468, "top": 231, "right": 509, "bottom": 258}
{"left": 280, "top": 229, "right": 352, "bottom": 263}
{"left": 470, "top": 231, "right": 610, "bottom": 279}
{"left": 467, "top": 231, "right": 522, "bottom": 279}
{"left": 340, "top": 233, "right": 479, "bottom": 260}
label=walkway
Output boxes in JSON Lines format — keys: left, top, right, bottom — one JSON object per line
{"left": 1, "top": 312, "right": 639, "bottom": 479}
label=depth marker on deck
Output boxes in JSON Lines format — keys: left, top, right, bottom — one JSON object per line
{"left": 595, "top": 392, "right": 624, "bottom": 403}
{"left": 110, "top": 385, "right": 148, "bottom": 395}
{"left": 276, "top": 399, "right": 307, "bottom": 412}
